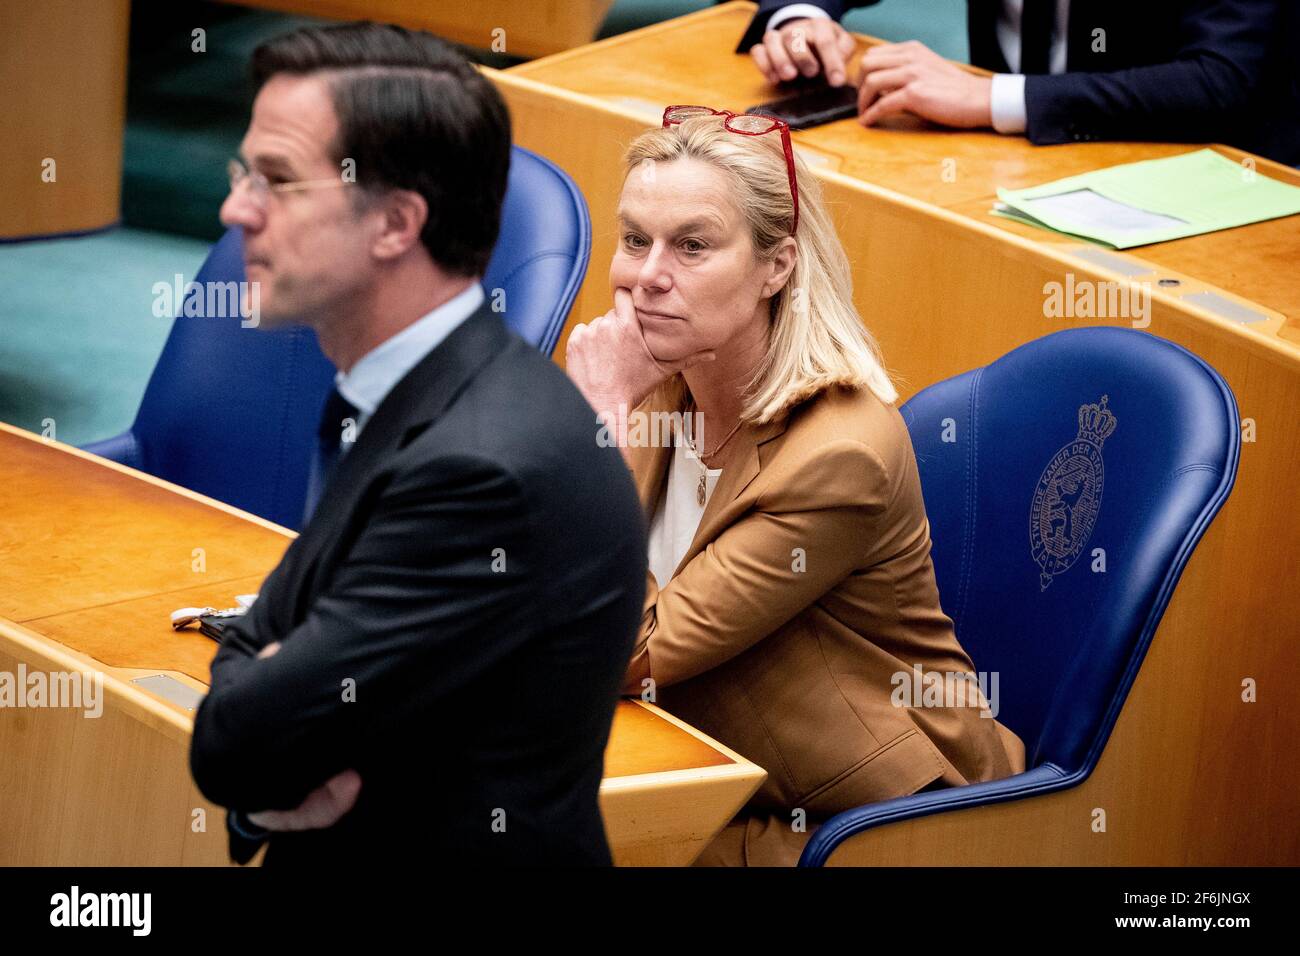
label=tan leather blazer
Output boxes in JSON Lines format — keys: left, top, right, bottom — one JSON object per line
{"left": 623, "top": 377, "right": 1025, "bottom": 817}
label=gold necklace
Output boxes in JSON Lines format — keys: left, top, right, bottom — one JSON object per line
{"left": 685, "top": 407, "right": 742, "bottom": 506}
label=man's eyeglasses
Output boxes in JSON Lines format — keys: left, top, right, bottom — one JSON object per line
{"left": 226, "top": 158, "right": 350, "bottom": 210}
{"left": 661, "top": 105, "right": 799, "bottom": 236}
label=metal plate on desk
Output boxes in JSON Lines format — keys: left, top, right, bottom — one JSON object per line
{"left": 1067, "top": 247, "right": 1157, "bottom": 277}
{"left": 1181, "top": 291, "right": 1268, "bottom": 324}
{"left": 131, "top": 674, "right": 204, "bottom": 711}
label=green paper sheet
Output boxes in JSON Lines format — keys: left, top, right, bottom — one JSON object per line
{"left": 992, "top": 148, "right": 1300, "bottom": 248}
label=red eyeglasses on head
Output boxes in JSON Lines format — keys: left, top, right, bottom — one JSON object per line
{"left": 661, "top": 104, "right": 800, "bottom": 236}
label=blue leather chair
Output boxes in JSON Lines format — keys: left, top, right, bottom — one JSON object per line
{"left": 83, "top": 146, "right": 590, "bottom": 530}
{"left": 799, "top": 327, "right": 1239, "bottom": 866}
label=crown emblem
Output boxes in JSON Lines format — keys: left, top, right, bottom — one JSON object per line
{"left": 1031, "top": 395, "right": 1119, "bottom": 590}
{"left": 1077, "top": 395, "right": 1118, "bottom": 446}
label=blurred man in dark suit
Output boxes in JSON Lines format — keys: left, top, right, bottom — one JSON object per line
{"left": 189, "top": 22, "right": 647, "bottom": 867}
{"left": 736, "top": 0, "right": 1299, "bottom": 164}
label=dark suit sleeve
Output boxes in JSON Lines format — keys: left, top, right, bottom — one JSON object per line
{"left": 735, "top": 0, "right": 867, "bottom": 53}
{"left": 190, "top": 451, "right": 541, "bottom": 813}
{"left": 225, "top": 808, "right": 270, "bottom": 865}
{"left": 1024, "top": 0, "right": 1281, "bottom": 146}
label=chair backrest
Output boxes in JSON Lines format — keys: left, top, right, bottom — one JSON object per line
{"left": 900, "top": 327, "right": 1238, "bottom": 776}
{"left": 102, "top": 145, "right": 589, "bottom": 529}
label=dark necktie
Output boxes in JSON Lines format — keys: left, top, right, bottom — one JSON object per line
{"left": 302, "top": 385, "right": 359, "bottom": 525}
{"left": 1020, "top": 0, "right": 1055, "bottom": 75}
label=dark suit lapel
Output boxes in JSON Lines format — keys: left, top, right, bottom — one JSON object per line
{"left": 285, "top": 303, "right": 509, "bottom": 610}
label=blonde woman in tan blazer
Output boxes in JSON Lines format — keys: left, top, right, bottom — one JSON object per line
{"left": 566, "top": 106, "right": 1024, "bottom": 866}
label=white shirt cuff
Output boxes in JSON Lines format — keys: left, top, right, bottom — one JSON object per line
{"left": 767, "top": 4, "right": 833, "bottom": 32}
{"left": 989, "top": 73, "right": 1028, "bottom": 134}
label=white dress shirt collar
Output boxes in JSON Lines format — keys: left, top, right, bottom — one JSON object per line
{"left": 335, "top": 282, "right": 486, "bottom": 434}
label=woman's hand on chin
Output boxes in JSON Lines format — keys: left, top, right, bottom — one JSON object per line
{"left": 566, "top": 287, "right": 715, "bottom": 421}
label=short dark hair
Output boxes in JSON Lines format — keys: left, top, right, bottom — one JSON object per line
{"left": 251, "top": 22, "right": 511, "bottom": 277}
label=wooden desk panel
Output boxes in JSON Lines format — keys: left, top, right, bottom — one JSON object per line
{"left": 604, "top": 696, "right": 732, "bottom": 778}
{"left": 0, "top": 430, "right": 292, "bottom": 622}
{"left": 488, "top": 1, "right": 1300, "bottom": 866}
{"left": 0, "top": 424, "right": 764, "bottom": 866}
{"left": 506, "top": 0, "right": 1300, "bottom": 328}
{"left": 0, "top": 0, "right": 129, "bottom": 238}
{"left": 214, "top": 0, "right": 614, "bottom": 60}
{"left": 26, "top": 574, "right": 270, "bottom": 682}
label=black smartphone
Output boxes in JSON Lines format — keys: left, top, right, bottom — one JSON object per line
{"left": 197, "top": 613, "right": 231, "bottom": 643}
{"left": 747, "top": 83, "right": 859, "bottom": 130}
{"left": 197, "top": 611, "right": 260, "bottom": 656}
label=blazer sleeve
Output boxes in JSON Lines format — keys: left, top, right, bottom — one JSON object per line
{"left": 1024, "top": 0, "right": 1280, "bottom": 146}
{"left": 736, "top": 0, "right": 882, "bottom": 53}
{"left": 623, "top": 437, "right": 890, "bottom": 694}
{"left": 190, "top": 451, "right": 540, "bottom": 813}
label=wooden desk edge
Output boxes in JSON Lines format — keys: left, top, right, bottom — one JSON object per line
{"left": 0, "top": 611, "right": 767, "bottom": 833}
{"left": 487, "top": 67, "right": 1299, "bottom": 373}
{"left": 610, "top": 699, "right": 769, "bottom": 791}
{"left": 0, "top": 616, "right": 196, "bottom": 743}
{"left": 0, "top": 622, "right": 770, "bottom": 796}
{"left": 507, "top": 0, "right": 748, "bottom": 70}
{"left": 0, "top": 435, "right": 767, "bottom": 789}
{"left": 0, "top": 422, "right": 296, "bottom": 539}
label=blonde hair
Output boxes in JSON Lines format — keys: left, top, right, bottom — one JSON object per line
{"left": 624, "top": 114, "right": 897, "bottom": 424}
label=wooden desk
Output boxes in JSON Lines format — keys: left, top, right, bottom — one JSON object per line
{"left": 214, "top": 1, "right": 614, "bottom": 60}
{"left": 498, "top": 0, "right": 1300, "bottom": 343}
{"left": 0, "top": 0, "right": 610, "bottom": 238}
{"left": 487, "top": 1, "right": 1300, "bottom": 865}
{"left": 0, "top": 423, "right": 764, "bottom": 866}
{"left": 0, "top": 0, "right": 130, "bottom": 239}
